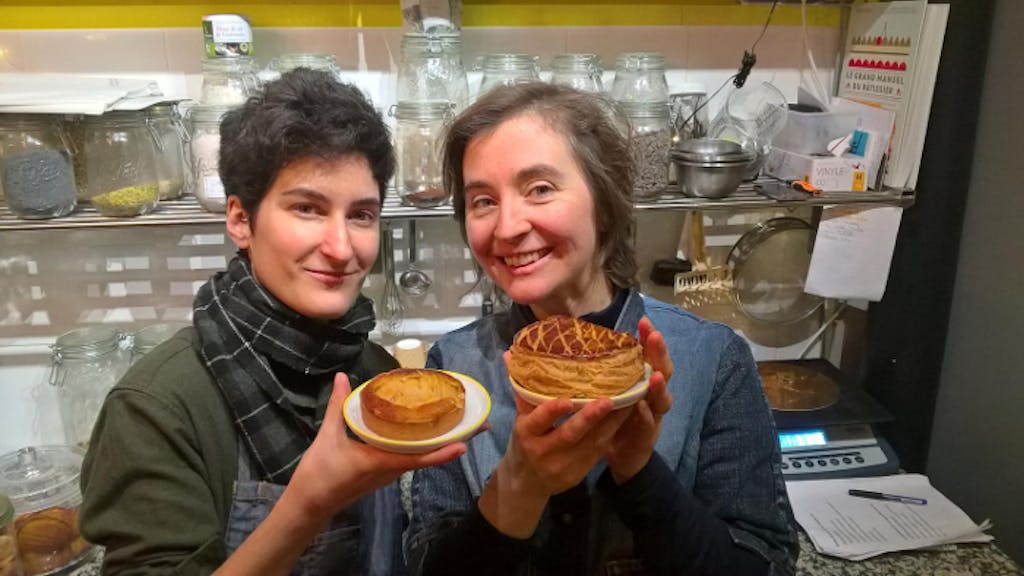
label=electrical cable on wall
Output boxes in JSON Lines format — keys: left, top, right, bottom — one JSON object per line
{"left": 681, "top": 0, "right": 779, "bottom": 131}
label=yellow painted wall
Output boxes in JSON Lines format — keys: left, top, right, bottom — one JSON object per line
{"left": 0, "top": 1, "right": 839, "bottom": 29}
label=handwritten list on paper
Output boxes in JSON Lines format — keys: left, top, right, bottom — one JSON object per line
{"left": 805, "top": 206, "right": 904, "bottom": 301}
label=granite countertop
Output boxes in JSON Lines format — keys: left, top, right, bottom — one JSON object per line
{"left": 796, "top": 531, "right": 1023, "bottom": 576}
{"left": 66, "top": 533, "right": 1024, "bottom": 575}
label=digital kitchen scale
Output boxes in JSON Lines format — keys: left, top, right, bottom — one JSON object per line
{"left": 778, "top": 423, "right": 900, "bottom": 479}
{"left": 759, "top": 359, "right": 900, "bottom": 480}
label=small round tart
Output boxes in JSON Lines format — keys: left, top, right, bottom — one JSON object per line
{"left": 507, "top": 315, "right": 645, "bottom": 398}
{"left": 360, "top": 368, "right": 466, "bottom": 441}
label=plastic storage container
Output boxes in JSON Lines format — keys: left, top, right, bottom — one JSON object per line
{"left": 189, "top": 105, "right": 235, "bottom": 213}
{"left": 49, "top": 326, "right": 130, "bottom": 449}
{"left": 610, "top": 52, "right": 668, "bottom": 103}
{"left": 550, "top": 53, "right": 604, "bottom": 93}
{"left": 0, "top": 446, "right": 94, "bottom": 576}
{"left": 146, "top": 104, "right": 191, "bottom": 200}
{"left": 772, "top": 107, "right": 860, "bottom": 154}
{"left": 478, "top": 54, "right": 540, "bottom": 95}
{"left": 0, "top": 494, "right": 24, "bottom": 576}
{"left": 0, "top": 115, "right": 77, "bottom": 220}
{"left": 398, "top": 33, "right": 469, "bottom": 110}
{"left": 392, "top": 101, "right": 453, "bottom": 208}
{"left": 621, "top": 100, "right": 672, "bottom": 200}
{"left": 81, "top": 111, "right": 162, "bottom": 216}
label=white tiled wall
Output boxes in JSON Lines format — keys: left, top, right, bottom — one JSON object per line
{"left": 0, "top": 23, "right": 843, "bottom": 451}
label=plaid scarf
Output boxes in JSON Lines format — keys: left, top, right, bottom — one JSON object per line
{"left": 193, "top": 255, "right": 377, "bottom": 484}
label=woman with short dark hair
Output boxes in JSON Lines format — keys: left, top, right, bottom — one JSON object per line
{"left": 80, "top": 69, "right": 464, "bottom": 575}
{"left": 406, "top": 83, "right": 798, "bottom": 576}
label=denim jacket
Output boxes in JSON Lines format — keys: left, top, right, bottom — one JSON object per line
{"left": 405, "top": 290, "right": 798, "bottom": 575}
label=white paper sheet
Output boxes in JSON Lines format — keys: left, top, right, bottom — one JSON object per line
{"left": 805, "top": 206, "right": 903, "bottom": 301}
{"left": 786, "top": 474, "right": 993, "bottom": 561}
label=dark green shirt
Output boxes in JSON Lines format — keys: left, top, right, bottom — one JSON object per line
{"left": 79, "top": 328, "right": 397, "bottom": 575}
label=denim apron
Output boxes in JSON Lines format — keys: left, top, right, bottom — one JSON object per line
{"left": 222, "top": 439, "right": 367, "bottom": 576}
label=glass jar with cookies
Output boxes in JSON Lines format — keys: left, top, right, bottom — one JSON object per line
{"left": 0, "top": 446, "right": 95, "bottom": 576}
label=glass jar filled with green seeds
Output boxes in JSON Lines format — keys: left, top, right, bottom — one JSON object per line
{"left": 81, "top": 111, "right": 161, "bottom": 217}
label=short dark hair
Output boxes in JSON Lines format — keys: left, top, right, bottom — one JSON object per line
{"left": 219, "top": 68, "right": 395, "bottom": 219}
{"left": 443, "top": 82, "right": 638, "bottom": 290}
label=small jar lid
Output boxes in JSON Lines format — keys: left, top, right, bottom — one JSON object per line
{"left": 0, "top": 446, "right": 84, "bottom": 516}
{"left": 132, "top": 322, "right": 189, "bottom": 354}
{"left": 401, "top": 32, "right": 462, "bottom": 51}
{"left": 52, "top": 325, "right": 123, "bottom": 360}
{"left": 615, "top": 52, "right": 665, "bottom": 71}
{"left": 551, "top": 53, "right": 602, "bottom": 71}
{"left": 618, "top": 100, "right": 670, "bottom": 119}
{"left": 393, "top": 101, "right": 454, "bottom": 122}
{"left": 0, "top": 493, "right": 13, "bottom": 527}
{"left": 189, "top": 104, "right": 237, "bottom": 124}
{"left": 482, "top": 53, "right": 537, "bottom": 71}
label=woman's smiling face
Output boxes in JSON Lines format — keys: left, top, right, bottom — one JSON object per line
{"left": 226, "top": 154, "right": 381, "bottom": 320}
{"left": 462, "top": 114, "right": 611, "bottom": 318}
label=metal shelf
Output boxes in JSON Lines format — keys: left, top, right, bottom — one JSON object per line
{"left": 0, "top": 180, "right": 914, "bottom": 231}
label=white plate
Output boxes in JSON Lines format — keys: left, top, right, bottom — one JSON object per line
{"left": 344, "top": 370, "right": 492, "bottom": 454}
{"left": 509, "top": 364, "right": 652, "bottom": 411}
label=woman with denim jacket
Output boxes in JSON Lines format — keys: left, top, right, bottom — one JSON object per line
{"left": 78, "top": 69, "right": 465, "bottom": 575}
{"left": 405, "top": 83, "right": 799, "bottom": 576}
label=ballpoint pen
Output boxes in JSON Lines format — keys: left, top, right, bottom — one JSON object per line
{"left": 848, "top": 489, "right": 928, "bottom": 506}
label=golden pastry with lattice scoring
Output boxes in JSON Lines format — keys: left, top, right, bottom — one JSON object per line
{"left": 360, "top": 368, "right": 465, "bottom": 441}
{"left": 508, "top": 315, "right": 644, "bottom": 398}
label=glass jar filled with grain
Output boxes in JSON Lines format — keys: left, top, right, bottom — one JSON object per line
{"left": 620, "top": 100, "right": 671, "bottom": 200}
{"left": 81, "top": 111, "right": 161, "bottom": 217}
{"left": 0, "top": 114, "right": 77, "bottom": 220}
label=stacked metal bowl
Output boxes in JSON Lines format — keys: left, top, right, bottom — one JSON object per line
{"left": 670, "top": 138, "right": 755, "bottom": 198}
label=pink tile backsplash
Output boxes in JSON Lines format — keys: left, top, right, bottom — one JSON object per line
{"left": 2, "top": 24, "right": 837, "bottom": 80}
{"left": 19, "top": 29, "right": 169, "bottom": 73}
{"left": 566, "top": 26, "right": 688, "bottom": 69}
{"left": 0, "top": 30, "right": 27, "bottom": 72}
{"left": 461, "top": 27, "right": 568, "bottom": 66}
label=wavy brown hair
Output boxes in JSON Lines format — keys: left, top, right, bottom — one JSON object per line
{"left": 443, "top": 82, "right": 638, "bottom": 290}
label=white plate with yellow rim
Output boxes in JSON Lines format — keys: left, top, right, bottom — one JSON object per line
{"left": 343, "top": 370, "right": 491, "bottom": 454}
{"left": 509, "top": 364, "right": 652, "bottom": 411}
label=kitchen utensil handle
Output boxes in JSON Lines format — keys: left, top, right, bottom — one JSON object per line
{"left": 798, "top": 301, "right": 847, "bottom": 359}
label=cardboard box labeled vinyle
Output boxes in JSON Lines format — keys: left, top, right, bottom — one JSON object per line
{"left": 764, "top": 148, "right": 868, "bottom": 192}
